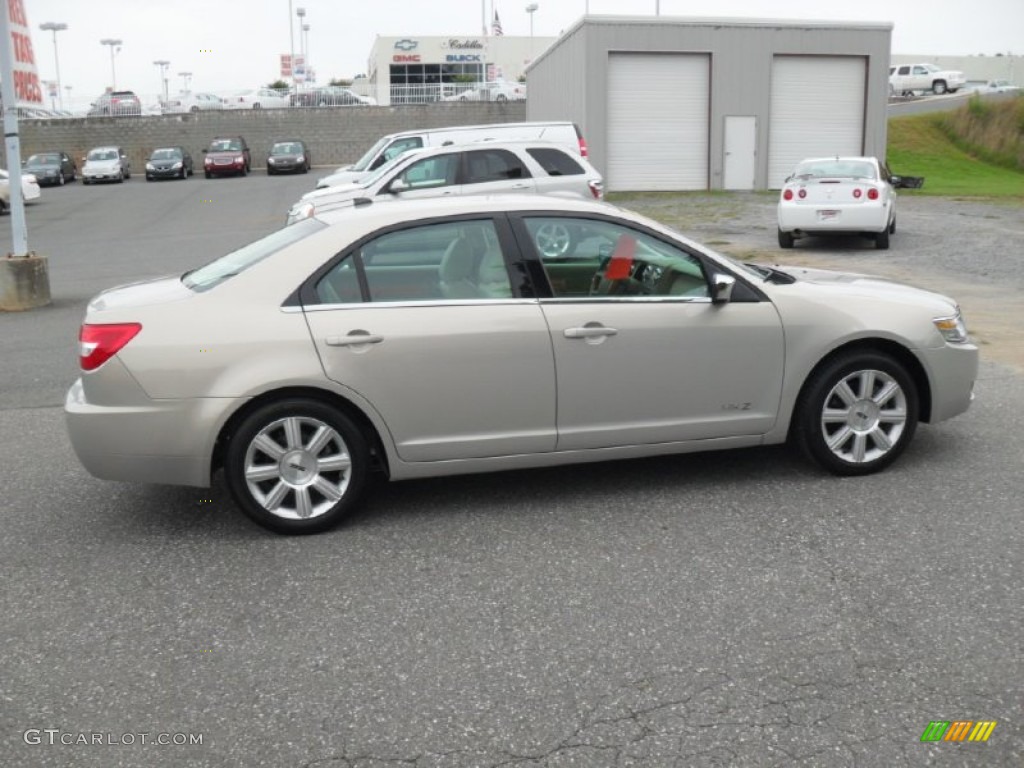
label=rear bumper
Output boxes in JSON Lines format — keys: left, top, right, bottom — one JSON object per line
{"left": 778, "top": 202, "right": 891, "bottom": 234}
{"left": 65, "top": 378, "right": 239, "bottom": 487}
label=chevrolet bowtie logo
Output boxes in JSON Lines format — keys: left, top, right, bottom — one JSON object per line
{"left": 394, "top": 39, "right": 418, "bottom": 51}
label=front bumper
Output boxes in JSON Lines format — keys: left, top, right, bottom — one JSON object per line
{"left": 205, "top": 161, "right": 245, "bottom": 175}
{"left": 147, "top": 167, "right": 184, "bottom": 178}
{"left": 917, "top": 341, "right": 979, "bottom": 423}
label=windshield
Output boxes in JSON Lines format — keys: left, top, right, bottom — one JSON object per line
{"left": 88, "top": 149, "right": 119, "bottom": 161}
{"left": 792, "top": 160, "right": 876, "bottom": 180}
{"left": 272, "top": 143, "right": 302, "bottom": 155}
{"left": 150, "top": 148, "right": 181, "bottom": 160}
{"left": 924, "top": 64, "right": 941, "bottom": 73}
{"left": 182, "top": 218, "right": 326, "bottom": 292}
{"left": 27, "top": 154, "right": 59, "bottom": 165}
{"left": 350, "top": 136, "right": 390, "bottom": 172}
{"left": 209, "top": 139, "right": 242, "bottom": 152}
{"left": 357, "top": 150, "right": 421, "bottom": 187}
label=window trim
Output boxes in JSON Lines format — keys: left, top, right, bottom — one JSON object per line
{"left": 507, "top": 211, "right": 769, "bottom": 303}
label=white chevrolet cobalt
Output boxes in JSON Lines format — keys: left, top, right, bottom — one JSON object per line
{"left": 778, "top": 157, "right": 903, "bottom": 250}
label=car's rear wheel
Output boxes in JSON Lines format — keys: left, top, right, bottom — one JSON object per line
{"left": 889, "top": 216, "right": 896, "bottom": 234}
{"left": 225, "top": 399, "right": 369, "bottom": 534}
{"left": 534, "top": 222, "right": 574, "bottom": 258}
{"left": 0, "top": 200, "right": 7, "bottom": 214}
{"left": 778, "top": 228, "right": 794, "bottom": 249}
{"left": 252, "top": 103, "right": 261, "bottom": 109}
{"left": 875, "top": 228, "right": 890, "bottom": 249}
{"left": 794, "top": 351, "right": 918, "bottom": 476}
{"left": 496, "top": 94, "right": 508, "bottom": 102}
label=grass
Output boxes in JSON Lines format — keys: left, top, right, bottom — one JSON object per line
{"left": 888, "top": 110, "right": 1024, "bottom": 199}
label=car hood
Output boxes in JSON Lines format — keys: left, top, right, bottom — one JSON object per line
{"left": 778, "top": 266, "right": 957, "bottom": 313}
{"left": 270, "top": 153, "right": 304, "bottom": 161}
{"left": 89, "top": 275, "right": 193, "bottom": 313}
{"left": 318, "top": 170, "right": 366, "bottom": 187}
{"left": 84, "top": 160, "right": 121, "bottom": 171}
{"left": 301, "top": 182, "right": 362, "bottom": 203}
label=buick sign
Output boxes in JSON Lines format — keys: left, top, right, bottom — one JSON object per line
{"left": 394, "top": 39, "right": 418, "bottom": 51}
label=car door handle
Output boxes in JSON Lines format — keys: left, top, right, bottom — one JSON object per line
{"left": 563, "top": 326, "right": 618, "bottom": 339}
{"left": 325, "top": 333, "right": 384, "bottom": 346}
{"left": 510, "top": 183, "right": 529, "bottom": 189}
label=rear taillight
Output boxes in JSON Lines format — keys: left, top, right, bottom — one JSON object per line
{"left": 798, "top": 189, "right": 807, "bottom": 199}
{"left": 783, "top": 189, "right": 794, "bottom": 200}
{"left": 853, "top": 188, "right": 863, "bottom": 199}
{"left": 578, "top": 136, "right": 588, "bottom": 157}
{"left": 588, "top": 179, "right": 604, "bottom": 200}
{"left": 867, "top": 188, "right": 879, "bottom": 200}
{"left": 79, "top": 323, "right": 141, "bottom": 371}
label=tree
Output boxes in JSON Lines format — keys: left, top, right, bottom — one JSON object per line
{"left": 329, "top": 78, "right": 353, "bottom": 86}
{"left": 267, "top": 79, "right": 289, "bottom": 90}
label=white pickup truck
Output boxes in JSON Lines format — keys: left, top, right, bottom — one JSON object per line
{"left": 889, "top": 63, "right": 966, "bottom": 96}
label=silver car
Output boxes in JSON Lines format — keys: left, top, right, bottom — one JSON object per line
{"left": 82, "top": 146, "right": 131, "bottom": 184}
{"left": 288, "top": 140, "right": 604, "bottom": 224}
{"left": 66, "top": 196, "right": 978, "bottom": 534}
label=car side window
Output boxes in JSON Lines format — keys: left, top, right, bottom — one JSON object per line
{"left": 393, "top": 154, "right": 459, "bottom": 190}
{"left": 912, "top": 66, "right": 927, "bottom": 75}
{"left": 464, "top": 149, "right": 531, "bottom": 184}
{"left": 379, "top": 138, "right": 424, "bottom": 166}
{"left": 898, "top": 66, "right": 910, "bottom": 75}
{"left": 526, "top": 147, "right": 585, "bottom": 176}
{"left": 524, "top": 217, "right": 709, "bottom": 300}
{"left": 315, "top": 219, "right": 513, "bottom": 304}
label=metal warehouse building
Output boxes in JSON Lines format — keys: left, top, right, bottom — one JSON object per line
{"left": 525, "top": 16, "right": 893, "bottom": 191}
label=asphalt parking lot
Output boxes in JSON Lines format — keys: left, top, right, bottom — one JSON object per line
{"left": 1, "top": 178, "right": 1021, "bottom": 767}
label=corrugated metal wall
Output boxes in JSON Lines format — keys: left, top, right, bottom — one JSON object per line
{"left": 527, "top": 17, "right": 892, "bottom": 191}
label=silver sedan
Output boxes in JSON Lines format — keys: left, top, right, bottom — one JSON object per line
{"left": 66, "top": 196, "right": 978, "bottom": 533}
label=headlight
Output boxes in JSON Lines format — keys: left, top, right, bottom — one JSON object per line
{"left": 287, "top": 202, "right": 314, "bottom": 226}
{"left": 268, "top": 157, "right": 277, "bottom": 163}
{"left": 172, "top": 162, "right": 182, "bottom": 169}
{"left": 295, "top": 155, "right": 304, "bottom": 163}
{"left": 933, "top": 308, "right": 969, "bottom": 343}
{"left": 145, "top": 163, "right": 155, "bottom": 170}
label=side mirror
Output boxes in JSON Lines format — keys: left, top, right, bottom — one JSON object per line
{"left": 890, "top": 175, "right": 902, "bottom": 187}
{"left": 388, "top": 178, "right": 409, "bottom": 194}
{"left": 711, "top": 273, "right": 736, "bottom": 304}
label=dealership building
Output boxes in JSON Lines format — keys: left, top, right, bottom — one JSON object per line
{"left": 526, "top": 16, "right": 893, "bottom": 191}
{"left": 366, "top": 34, "right": 556, "bottom": 105}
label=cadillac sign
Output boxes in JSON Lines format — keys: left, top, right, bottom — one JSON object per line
{"left": 442, "top": 39, "right": 484, "bottom": 50}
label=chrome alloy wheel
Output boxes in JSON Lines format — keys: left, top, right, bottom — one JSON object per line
{"left": 534, "top": 222, "right": 572, "bottom": 258}
{"left": 820, "top": 369, "right": 908, "bottom": 464}
{"left": 243, "top": 416, "right": 353, "bottom": 520}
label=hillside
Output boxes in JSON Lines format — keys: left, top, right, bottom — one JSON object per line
{"left": 887, "top": 97, "right": 1024, "bottom": 197}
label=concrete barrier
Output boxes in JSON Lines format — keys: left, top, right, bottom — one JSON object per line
{"left": 0, "top": 253, "right": 51, "bottom": 311}
{"left": 6, "top": 102, "right": 528, "bottom": 176}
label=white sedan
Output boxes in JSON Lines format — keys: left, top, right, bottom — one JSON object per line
{"left": 777, "top": 157, "right": 898, "bottom": 250}
{"left": 0, "top": 169, "right": 41, "bottom": 211}
{"left": 224, "top": 88, "right": 292, "bottom": 110}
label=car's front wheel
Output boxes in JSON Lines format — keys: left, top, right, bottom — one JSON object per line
{"left": 58, "top": 173, "right": 65, "bottom": 186}
{"left": 932, "top": 80, "right": 947, "bottom": 95}
{"left": 794, "top": 351, "right": 919, "bottom": 476}
{"left": 224, "top": 399, "right": 369, "bottom": 534}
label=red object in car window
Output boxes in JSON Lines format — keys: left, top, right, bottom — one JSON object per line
{"left": 604, "top": 235, "right": 637, "bottom": 280}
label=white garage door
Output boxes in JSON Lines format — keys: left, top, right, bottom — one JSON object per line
{"left": 607, "top": 53, "right": 709, "bottom": 191}
{"left": 768, "top": 56, "right": 866, "bottom": 188}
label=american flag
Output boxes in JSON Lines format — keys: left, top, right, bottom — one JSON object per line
{"left": 492, "top": 10, "right": 503, "bottom": 36}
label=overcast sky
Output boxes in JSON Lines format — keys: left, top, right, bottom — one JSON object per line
{"left": 24, "top": 0, "right": 1024, "bottom": 105}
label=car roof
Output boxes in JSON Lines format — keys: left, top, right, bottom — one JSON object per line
{"left": 88, "top": 146, "right": 121, "bottom": 152}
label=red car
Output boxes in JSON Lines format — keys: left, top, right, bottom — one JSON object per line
{"left": 203, "top": 136, "right": 251, "bottom": 178}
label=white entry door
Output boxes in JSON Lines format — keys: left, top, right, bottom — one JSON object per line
{"left": 723, "top": 116, "right": 756, "bottom": 190}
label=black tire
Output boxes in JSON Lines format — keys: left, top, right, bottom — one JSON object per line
{"left": 496, "top": 94, "right": 508, "bottom": 102}
{"left": 778, "top": 228, "right": 795, "bottom": 249}
{"left": 117, "top": 169, "right": 124, "bottom": 183}
{"left": 146, "top": 175, "right": 153, "bottom": 182}
{"left": 58, "top": 173, "right": 65, "bottom": 186}
{"left": 224, "top": 398, "right": 369, "bottom": 534}
{"left": 267, "top": 167, "right": 274, "bottom": 176}
{"left": 252, "top": 103, "right": 261, "bottom": 109}
{"left": 240, "top": 165, "right": 247, "bottom": 177}
{"left": 932, "top": 80, "right": 947, "bottom": 95}
{"left": 889, "top": 216, "right": 896, "bottom": 235}
{"left": 205, "top": 171, "right": 212, "bottom": 179}
{"left": 793, "top": 351, "right": 919, "bottom": 476}
{"left": 302, "top": 163, "right": 309, "bottom": 174}
{"left": 190, "top": 106, "right": 200, "bottom": 113}
{"left": 0, "top": 199, "right": 7, "bottom": 214}
{"left": 875, "top": 228, "right": 890, "bottom": 250}
{"left": 180, "top": 166, "right": 187, "bottom": 179}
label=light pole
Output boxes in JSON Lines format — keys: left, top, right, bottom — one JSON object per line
{"left": 153, "top": 60, "right": 170, "bottom": 103}
{"left": 296, "top": 7, "right": 306, "bottom": 84}
{"left": 178, "top": 71, "right": 192, "bottom": 92}
{"left": 39, "top": 21, "right": 67, "bottom": 110}
{"left": 99, "top": 38, "right": 122, "bottom": 90}
{"left": 288, "top": 0, "right": 295, "bottom": 91}
{"left": 302, "top": 23, "right": 311, "bottom": 80}
{"left": 526, "top": 3, "right": 538, "bottom": 37}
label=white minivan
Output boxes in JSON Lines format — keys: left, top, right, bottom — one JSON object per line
{"left": 316, "top": 121, "right": 587, "bottom": 189}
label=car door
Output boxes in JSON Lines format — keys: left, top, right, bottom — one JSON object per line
{"left": 461, "top": 149, "right": 536, "bottom": 196}
{"left": 513, "top": 214, "right": 786, "bottom": 451}
{"left": 302, "top": 215, "right": 556, "bottom": 463}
